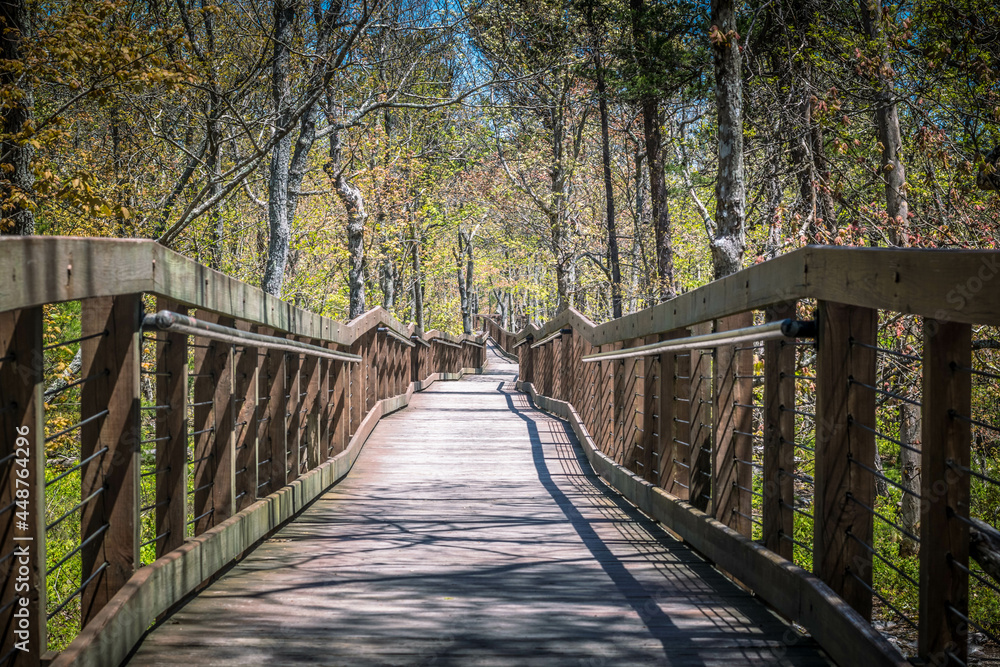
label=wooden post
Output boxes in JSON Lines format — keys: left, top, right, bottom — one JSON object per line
{"left": 349, "top": 337, "right": 362, "bottom": 436}
{"left": 546, "top": 342, "right": 555, "bottom": 396}
{"left": 328, "top": 346, "right": 348, "bottom": 458}
{"left": 620, "top": 338, "right": 643, "bottom": 474}
{"left": 232, "top": 325, "right": 257, "bottom": 513}
{"left": 191, "top": 317, "right": 214, "bottom": 534}
{"left": 365, "top": 331, "right": 376, "bottom": 412}
{"left": 640, "top": 335, "right": 658, "bottom": 484}
{"left": 581, "top": 338, "right": 596, "bottom": 436}
{"left": 285, "top": 349, "right": 301, "bottom": 482}
{"left": 264, "top": 338, "right": 287, "bottom": 495}
{"left": 410, "top": 339, "right": 419, "bottom": 383}
{"left": 689, "top": 323, "right": 713, "bottom": 513}
{"left": 0, "top": 307, "right": 45, "bottom": 664}
{"left": 919, "top": 320, "right": 972, "bottom": 664}
{"left": 315, "top": 356, "right": 330, "bottom": 465}
{"left": 191, "top": 311, "right": 234, "bottom": 533}
{"left": 155, "top": 299, "right": 187, "bottom": 555}
{"left": 659, "top": 330, "right": 688, "bottom": 498}
{"left": 376, "top": 333, "right": 387, "bottom": 400}
{"left": 521, "top": 337, "right": 533, "bottom": 385}
{"left": 80, "top": 295, "right": 141, "bottom": 625}
{"left": 299, "top": 347, "right": 320, "bottom": 472}
{"left": 764, "top": 303, "right": 796, "bottom": 559}
{"left": 559, "top": 333, "right": 570, "bottom": 402}
{"left": 713, "top": 312, "right": 754, "bottom": 536}
{"left": 814, "top": 301, "right": 876, "bottom": 620}
{"left": 212, "top": 328, "right": 235, "bottom": 527}
{"left": 598, "top": 343, "right": 620, "bottom": 457}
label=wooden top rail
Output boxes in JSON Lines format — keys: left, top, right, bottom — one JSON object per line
{"left": 0, "top": 236, "right": 482, "bottom": 349}
{"left": 499, "top": 246, "right": 1000, "bottom": 348}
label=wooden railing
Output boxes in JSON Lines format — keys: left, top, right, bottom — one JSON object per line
{"left": 480, "top": 315, "right": 517, "bottom": 359}
{"left": 0, "top": 237, "right": 485, "bottom": 667}
{"left": 499, "top": 246, "right": 1000, "bottom": 667}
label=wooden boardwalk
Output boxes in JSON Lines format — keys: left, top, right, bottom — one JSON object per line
{"left": 129, "top": 345, "right": 832, "bottom": 666}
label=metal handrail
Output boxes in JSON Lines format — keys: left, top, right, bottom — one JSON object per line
{"left": 143, "top": 311, "right": 362, "bottom": 363}
{"left": 410, "top": 335, "right": 431, "bottom": 348}
{"left": 512, "top": 336, "right": 532, "bottom": 349}
{"left": 377, "top": 327, "right": 416, "bottom": 348}
{"left": 529, "top": 330, "right": 563, "bottom": 349}
{"left": 581, "top": 319, "right": 816, "bottom": 363}
{"left": 431, "top": 337, "right": 462, "bottom": 349}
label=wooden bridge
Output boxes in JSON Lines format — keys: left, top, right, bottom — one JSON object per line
{"left": 2, "top": 238, "right": 1000, "bottom": 666}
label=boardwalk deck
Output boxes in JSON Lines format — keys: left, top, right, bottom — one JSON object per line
{"left": 129, "top": 345, "right": 832, "bottom": 666}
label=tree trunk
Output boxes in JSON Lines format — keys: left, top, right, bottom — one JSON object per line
{"left": 327, "top": 128, "right": 367, "bottom": 319}
{"left": 380, "top": 255, "right": 396, "bottom": 310}
{"left": 0, "top": 0, "right": 34, "bottom": 235}
{"left": 411, "top": 220, "right": 423, "bottom": 329}
{"left": 860, "top": 0, "right": 908, "bottom": 245}
{"left": 710, "top": 0, "right": 746, "bottom": 279}
{"left": 899, "top": 402, "right": 921, "bottom": 557}
{"left": 455, "top": 229, "right": 474, "bottom": 334}
{"left": 261, "top": 0, "right": 295, "bottom": 296}
{"left": 588, "top": 13, "right": 621, "bottom": 319}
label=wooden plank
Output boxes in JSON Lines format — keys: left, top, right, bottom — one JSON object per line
{"left": 0, "top": 307, "right": 46, "bottom": 665}
{"left": 763, "top": 302, "right": 796, "bottom": 559}
{"left": 620, "top": 338, "right": 643, "bottom": 474}
{"left": 612, "top": 350, "right": 627, "bottom": 465}
{"left": 659, "top": 329, "right": 689, "bottom": 499}
{"left": 641, "top": 335, "right": 658, "bottom": 485}
{"left": 315, "top": 356, "right": 330, "bottom": 467}
{"left": 155, "top": 299, "right": 187, "bottom": 556}
{"left": 191, "top": 312, "right": 215, "bottom": 535}
{"left": 814, "top": 302, "right": 876, "bottom": 620}
{"left": 300, "top": 347, "right": 321, "bottom": 471}
{"left": 713, "top": 312, "right": 753, "bottom": 536}
{"left": 919, "top": 320, "right": 972, "bottom": 664}
{"left": 232, "top": 325, "right": 257, "bottom": 513}
{"left": 349, "top": 337, "right": 362, "bottom": 437}
{"left": 689, "top": 323, "right": 713, "bottom": 513}
{"left": 285, "top": 349, "right": 301, "bottom": 482}
{"left": 597, "top": 343, "right": 620, "bottom": 457}
{"left": 80, "top": 295, "right": 141, "bottom": 625}
{"left": 364, "top": 331, "right": 376, "bottom": 413}
{"left": 264, "top": 341, "right": 287, "bottom": 496}
{"left": 212, "top": 320, "right": 235, "bottom": 527}
{"left": 329, "top": 352, "right": 347, "bottom": 458}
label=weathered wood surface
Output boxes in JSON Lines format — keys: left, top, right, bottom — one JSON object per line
{"left": 130, "top": 345, "right": 831, "bottom": 666}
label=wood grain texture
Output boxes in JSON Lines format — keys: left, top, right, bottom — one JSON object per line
{"left": 763, "top": 303, "right": 796, "bottom": 559}
{"left": 80, "top": 295, "right": 141, "bottom": 625}
{"left": 155, "top": 299, "right": 187, "bottom": 556}
{"left": 814, "top": 302, "right": 876, "bottom": 620}
{"left": 130, "top": 345, "right": 832, "bottom": 667}
{"left": 713, "top": 313, "right": 753, "bottom": 536}
{"left": 919, "top": 320, "right": 972, "bottom": 664}
{"left": 232, "top": 328, "right": 257, "bottom": 514}
{"left": 689, "top": 324, "right": 713, "bottom": 513}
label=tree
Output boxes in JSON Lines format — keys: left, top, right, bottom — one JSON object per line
{"left": 0, "top": 0, "right": 34, "bottom": 235}
{"left": 709, "top": 0, "right": 746, "bottom": 279}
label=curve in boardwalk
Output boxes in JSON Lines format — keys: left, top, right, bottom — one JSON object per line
{"left": 129, "top": 344, "right": 831, "bottom": 666}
